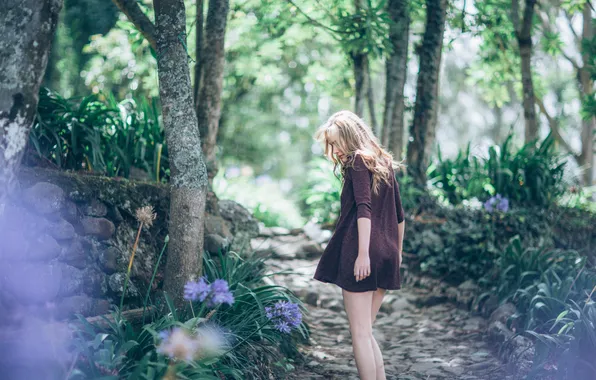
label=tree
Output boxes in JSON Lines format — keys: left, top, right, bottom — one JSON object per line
{"left": 511, "top": 0, "right": 539, "bottom": 144}
{"left": 382, "top": 0, "right": 410, "bottom": 159}
{"left": 113, "top": 0, "right": 210, "bottom": 306}
{"left": 406, "top": 0, "right": 448, "bottom": 188}
{"left": 538, "top": 3, "right": 595, "bottom": 185}
{"left": 196, "top": 0, "right": 230, "bottom": 181}
{"left": 0, "top": 0, "right": 63, "bottom": 210}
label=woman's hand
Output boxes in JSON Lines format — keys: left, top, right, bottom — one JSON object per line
{"left": 354, "top": 254, "right": 371, "bottom": 282}
{"left": 397, "top": 250, "right": 402, "bottom": 269}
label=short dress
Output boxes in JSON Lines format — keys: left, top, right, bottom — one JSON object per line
{"left": 313, "top": 153, "right": 405, "bottom": 292}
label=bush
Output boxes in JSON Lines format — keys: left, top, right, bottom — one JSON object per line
{"left": 429, "top": 133, "right": 567, "bottom": 208}
{"left": 299, "top": 157, "right": 342, "bottom": 226}
{"left": 67, "top": 249, "right": 308, "bottom": 379}
{"left": 27, "top": 88, "right": 168, "bottom": 181}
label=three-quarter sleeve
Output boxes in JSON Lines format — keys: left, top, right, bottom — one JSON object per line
{"left": 350, "top": 154, "right": 372, "bottom": 220}
{"left": 394, "top": 176, "right": 405, "bottom": 223}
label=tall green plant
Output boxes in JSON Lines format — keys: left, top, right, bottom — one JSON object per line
{"left": 29, "top": 88, "right": 168, "bottom": 181}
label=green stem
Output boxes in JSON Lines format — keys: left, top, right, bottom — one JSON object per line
{"left": 221, "top": 319, "right": 271, "bottom": 357}
{"left": 142, "top": 236, "right": 169, "bottom": 324}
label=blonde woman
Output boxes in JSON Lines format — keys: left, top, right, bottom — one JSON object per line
{"left": 313, "top": 110, "right": 406, "bottom": 380}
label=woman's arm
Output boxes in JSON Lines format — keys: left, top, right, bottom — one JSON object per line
{"left": 351, "top": 154, "right": 373, "bottom": 281}
{"left": 394, "top": 175, "right": 405, "bottom": 255}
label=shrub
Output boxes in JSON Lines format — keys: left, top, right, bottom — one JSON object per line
{"left": 28, "top": 87, "right": 167, "bottom": 181}
{"left": 429, "top": 133, "right": 567, "bottom": 208}
{"left": 67, "top": 249, "right": 308, "bottom": 379}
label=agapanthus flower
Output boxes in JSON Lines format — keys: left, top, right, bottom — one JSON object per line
{"left": 184, "top": 277, "right": 211, "bottom": 302}
{"left": 207, "top": 279, "right": 235, "bottom": 307}
{"left": 157, "top": 327, "right": 199, "bottom": 362}
{"left": 265, "top": 300, "right": 302, "bottom": 334}
{"left": 484, "top": 194, "right": 509, "bottom": 213}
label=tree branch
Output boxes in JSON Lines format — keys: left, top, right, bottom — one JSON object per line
{"left": 112, "top": 0, "right": 157, "bottom": 50}
{"left": 536, "top": 96, "right": 579, "bottom": 158}
{"left": 511, "top": 0, "right": 521, "bottom": 35}
{"left": 285, "top": 0, "right": 346, "bottom": 35}
{"left": 564, "top": 11, "right": 581, "bottom": 47}
{"left": 538, "top": 11, "right": 581, "bottom": 70}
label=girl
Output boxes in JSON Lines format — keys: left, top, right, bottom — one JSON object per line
{"left": 313, "top": 110, "right": 406, "bottom": 380}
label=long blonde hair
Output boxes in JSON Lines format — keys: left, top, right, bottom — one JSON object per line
{"left": 314, "top": 110, "right": 405, "bottom": 194}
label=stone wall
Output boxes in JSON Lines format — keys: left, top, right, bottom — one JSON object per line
{"left": 0, "top": 168, "right": 258, "bottom": 325}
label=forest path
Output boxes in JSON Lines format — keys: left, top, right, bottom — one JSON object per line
{"left": 264, "top": 256, "right": 512, "bottom": 380}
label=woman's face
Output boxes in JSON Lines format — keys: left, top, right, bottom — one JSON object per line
{"left": 329, "top": 141, "right": 346, "bottom": 162}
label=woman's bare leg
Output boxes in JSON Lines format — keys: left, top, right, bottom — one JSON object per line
{"left": 371, "top": 288, "right": 387, "bottom": 380}
{"left": 342, "top": 289, "right": 376, "bottom": 380}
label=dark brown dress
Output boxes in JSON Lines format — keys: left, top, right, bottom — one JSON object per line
{"left": 313, "top": 153, "right": 405, "bottom": 292}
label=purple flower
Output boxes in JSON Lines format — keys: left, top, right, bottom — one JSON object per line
{"left": 265, "top": 300, "right": 302, "bottom": 334}
{"left": 184, "top": 277, "right": 211, "bottom": 302}
{"left": 206, "top": 279, "right": 234, "bottom": 307}
{"left": 158, "top": 329, "right": 172, "bottom": 342}
{"left": 497, "top": 197, "right": 509, "bottom": 212}
{"left": 484, "top": 194, "right": 509, "bottom": 213}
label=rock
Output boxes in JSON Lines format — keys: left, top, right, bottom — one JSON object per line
{"left": 480, "top": 294, "right": 500, "bottom": 317}
{"left": 289, "top": 227, "right": 303, "bottom": 235}
{"left": 270, "top": 226, "right": 290, "bottom": 235}
{"left": 29, "top": 234, "right": 62, "bottom": 261}
{"left": 250, "top": 237, "right": 272, "bottom": 257}
{"left": 416, "top": 295, "right": 448, "bottom": 307}
{"left": 204, "top": 234, "right": 230, "bottom": 255}
{"left": 298, "top": 240, "right": 324, "bottom": 259}
{"left": 303, "top": 221, "right": 332, "bottom": 244}
{"left": 218, "top": 200, "right": 259, "bottom": 252}
{"left": 456, "top": 279, "right": 479, "bottom": 309}
{"left": 23, "top": 182, "right": 65, "bottom": 215}
{"left": 108, "top": 273, "right": 139, "bottom": 298}
{"left": 81, "top": 217, "right": 116, "bottom": 240}
{"left": 258, "top": 223, "right": 273, "bottom": 237}
{"left": 487, "top": 321, "right": 513, "bottom": 344}
{"left": 83, "top": 269, "right": 106, "bottom": 297}
{"left": 0, "top": 230, "right": 29, "bottom": 260}
{"left": 204, "top": 214, "right": 233, "bottom": 239}
{"left": 62, "top": 201, "right": 79, "bottom": 223}
{"left": 47, "top": 218, "right": 75, "bottom": 240}
{"left": 58, "top": 265, "right": 85, "bottom": 297}
{"left": 56, "top": 295, "right": 95, "bottom": 319}
{"left": 60, "top": 238, "right": 87, "bottom": 269}
{"left": 489, "top": 302, "right": 517, "bottom": 325}
{"left": 84, "top": 199, "right": 108, "bottom": 217}
{"left": 304, "top": 291, "right": 319, "bottom": 307}
{"left": 98, "top": 246, "right": 120, "bottom": 274}
{"left": 107, "top": 205, "right": 124, "bottom": 223}
{"left": 2, "top": 262, "right": 62, "bottom": 304}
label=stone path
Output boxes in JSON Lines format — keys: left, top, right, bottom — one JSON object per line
{"left": 264, "top": 257, "right": 513, "bottom": 380}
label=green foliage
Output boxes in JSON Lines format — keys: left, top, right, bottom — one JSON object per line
{"left": 28, "top": 88, "right": 167, "bottom": 181}
{"left": 299, "top": 158, "right": 343, "bottom": 226}
{"left": 429, "top": 134, "right": 568, "bottom": 208}
{"left": 68, "top": 249, "right": 308, "bottom": 380}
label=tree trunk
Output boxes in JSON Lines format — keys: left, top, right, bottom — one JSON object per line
{"left": 406, "top": 0, "right": 447, "bottom": 188}
{"left": 196, "top": 0, "right": 230, "bottom": 180}
{"left": 0, "top": 0, "right": 62, "bottom": 210}
{"left": 366, "top": 64, "right": 379, "bottom": 137}
{"left": 352, "top": 52, "right": 369, "bottom": 117}
{"left": 512, "top": 0, "right": 538, "bottom": 144}
{"left": 579, "top": 3, "right": 594, "bottom": 185}
{"left": 383, "top": 0, "right": 410, "bottom": 160}
{"left": 193, "top": 0, "right": 205, "bottom": 107}
{"left": 153, "top": 0, "right": 209, "bottom": 307}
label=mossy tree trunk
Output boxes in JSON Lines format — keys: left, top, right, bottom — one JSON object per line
{"left": 406, "top": 0, "right": 447, "bottom": 188}
{"left": 0, "top": 0, "right": 62, "bottom": 211}
{"left": 153, "top": 0, "right": 209, "bottom": 307}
